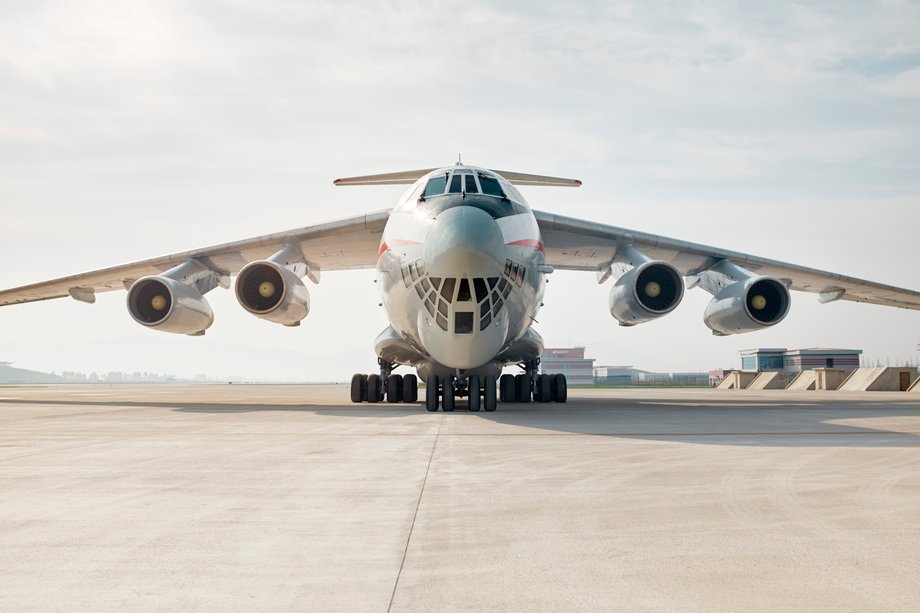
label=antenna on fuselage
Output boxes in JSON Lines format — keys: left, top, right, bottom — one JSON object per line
{"left": 457, "top": 153, "right": 462, "bottom": 166}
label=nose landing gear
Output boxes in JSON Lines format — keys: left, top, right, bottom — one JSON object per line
{"left": 425, "top": 374, "right": 498, "bottom": 412}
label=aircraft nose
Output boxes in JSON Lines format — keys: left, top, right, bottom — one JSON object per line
{"left": 423, "top": 205, "right": 505, "bottom": 276}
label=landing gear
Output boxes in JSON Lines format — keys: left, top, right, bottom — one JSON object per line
{"left": 350, "top": 373, "right": 367, "bottom": 403}
{"left": 350, "top": 359, "right": 419, "bottom": 405}
{"left": 483, "top": 375, "right": 497, "bottom": 412}
{"left": 535, "top": 373, "right": 552, "bottom": 403}
{"left": 425, "top": 374, "right": 439, "bottom": 412}
{"left": 499, "top": 360, "right": 568, "bottom": 404}
{"left": 442, "top": 374, "right": 456, "bottom": 412}
{"left": 350, "top": 361, "right": 558, "bottom": 410}
{"left": 403, "top": 374, "right": 418, "bottom": 403}
{"left": 553, "top": 373, "right": 567, "bottom": 403}
{"left": 468, "top": 375, "right": 481, "bottom": 412}
{"left": 386, "top": 374, "right": 402, "bottom": 403}
{"left": 420, "top": 374, "right": 497, "bottom": 412}
{"left": 366, "top": 374, "right": 382, "bottom": 403}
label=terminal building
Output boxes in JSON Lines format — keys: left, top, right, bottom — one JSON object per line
{"left": 540, "top": 347, "right": 595, "bottom": 386}
{"left": 739, "top": 348, "right": 862, "bottom": 373}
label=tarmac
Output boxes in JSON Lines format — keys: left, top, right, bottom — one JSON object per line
{"left": 1, "top": 384, "right": 919, "bottom": 612}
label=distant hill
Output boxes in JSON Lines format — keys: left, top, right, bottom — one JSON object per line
{"left": 0, "top": 363, "right": 63, "bottom": 384}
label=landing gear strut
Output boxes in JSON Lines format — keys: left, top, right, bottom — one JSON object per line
{"left": 350, "top": 359, "right": 418, "bottom": 405}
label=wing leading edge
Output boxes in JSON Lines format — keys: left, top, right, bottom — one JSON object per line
{"left": 0, "top": 210, "right": 390, "bottom": 307}
{"left": 535, "top": 210, "right": 920, "bottom": 311}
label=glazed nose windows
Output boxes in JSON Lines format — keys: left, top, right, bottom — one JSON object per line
{"left": 400, "top": 259, "right": 517, "bottom": 334}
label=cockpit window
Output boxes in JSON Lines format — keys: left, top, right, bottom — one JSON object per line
{"left": 478, "top": 173, "right": 504, "bottom": 197}
{"left": 423, "top": 175, "right": 448, "bottom": 198}
{"left": 448, "top": 173, "right": 463, "bottom": 194}
{"left": 464, "top": 175, "right": 479, "bottom": 194}
{"left": 457, "top": 278, "right": 472, "bottom": 302}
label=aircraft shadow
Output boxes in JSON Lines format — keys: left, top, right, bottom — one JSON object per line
{"left": 3, "top": 393, "right": 919, "bottom": 448}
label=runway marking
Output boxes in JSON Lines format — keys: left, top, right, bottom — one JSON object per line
{"left": 387, "top": 413, "right": 443, "bottom": 613}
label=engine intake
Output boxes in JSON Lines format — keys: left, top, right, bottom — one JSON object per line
{"left": 609, "top": 261, "right": 684, "bottom": 325}
{"left": 235, "top": 260, "right": 310, "bottom": 326}
{"left": 704, "top": 277, "right": 790, "bottom": 335}
{"left": 127, "top": 276, "right": 213, "bottom": 335}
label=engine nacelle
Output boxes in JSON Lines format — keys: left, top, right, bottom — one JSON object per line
{"left": 704, "top": 277, "right": 791, "bottom": 335}
{"left": 235, "top": 260, "right": 310, "bottom": 326}
{"left": 609, "top": 261, "right": 684, "bottom": 325}
{"left": 127, "top": 276, "right": 214, "bottom": 335}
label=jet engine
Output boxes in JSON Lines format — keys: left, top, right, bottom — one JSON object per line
{"left": 703, "top": 276, "right": 790, "bottom": 335}
{"left": 609, "top": 261, "right": 684, "bottom": 326}
{"left": 127, "top": 275, "right": 214, "bottom": 335}
{"left": 235, "top": 260, "right": 310, "bottom": 326}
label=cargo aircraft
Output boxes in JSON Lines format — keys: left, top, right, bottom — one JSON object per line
{"left": 3, "top": 163, "right": 920, "bottom": 412}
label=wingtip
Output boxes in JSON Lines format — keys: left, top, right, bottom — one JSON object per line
{"left": 574, "top": 179, "right": 583, "bottom": 187}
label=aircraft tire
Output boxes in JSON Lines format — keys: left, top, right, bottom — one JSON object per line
{"left": 468, "top": 375, "right": 481, "bottom": 412}
{"left": 402, "top": 374, "right": 418, "bottom": 403}
{"left": 499, "top": 374, "right": 516, "bottom": 402}
{"left": 425, "top": 375, "right": 439, "bottom": 412}
{"left": 483, "top": 375, "right": 497, "bottom": 411}
{"left": 515, "top": 374, "right": 530, "bottom": 404}
{"left": 386, "top": 374, "right": 402, "bottom": 403}
{"left": 350, "top": 373, "right": 367, "bottom": 403}
{"left": 537, "top": 374, "right": 552, "bottom": 403}
{"left": 443, "top": 375, "right": 456, "bottom": 412}
{"left": 367, "top": 374, "right": 382, "bottom": 403}
{"left": 554, "top": 374, "right": 567, "bottom": 403}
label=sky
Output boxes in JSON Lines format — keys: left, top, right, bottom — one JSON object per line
{"left": 1, "top": 0, "right": 919, "bottom": 381}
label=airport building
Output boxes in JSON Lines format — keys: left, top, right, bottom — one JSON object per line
{"left": 739, "top": 348, "right": 862, "bottom": 373}
{"left": 594, "top": 365, "right": 710, "bottom": 386}
{"left": 540, "top": 347, "right": 595, "bottom": 386}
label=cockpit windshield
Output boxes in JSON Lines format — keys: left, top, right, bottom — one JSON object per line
{"left": 420, "top": 169, "right": 506, "bottom": 200}
{"left": 423, "top": 174, "right": 448, "bottom": 198}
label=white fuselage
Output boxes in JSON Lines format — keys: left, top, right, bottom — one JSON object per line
{"left": 376, "top": 166, "right": 546, "bottom": 376}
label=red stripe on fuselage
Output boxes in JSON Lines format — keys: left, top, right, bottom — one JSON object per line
{"left": 378, "top": 239, "right": 422, "bottom": 259}
{"left": 506, "top": 239, "right": 545, "bottom": 253}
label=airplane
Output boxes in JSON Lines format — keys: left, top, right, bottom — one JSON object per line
{"left": 3, "top": 162, "right": 920, "bottom": 412}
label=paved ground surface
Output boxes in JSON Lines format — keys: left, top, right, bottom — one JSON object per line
{"left": 1, "top": 384, "right": 919, "bottom": 612}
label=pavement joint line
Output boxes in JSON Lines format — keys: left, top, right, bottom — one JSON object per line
{"left": 387, "top": 413, "right": 443, "bottom": 613}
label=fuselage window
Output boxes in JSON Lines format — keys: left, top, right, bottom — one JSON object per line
{"left": 440, "top": 277, "right": 456, "bottom": 301}
{"left": 423, "top": 175, "right": 448, "bottom": 198}
{"left": 473, "top": 278, "right": 487, "bottom": 302}
{"left": 478, "top": 174, "right": 504, "bottom": 197}
{"left": 515, "top": 266, "right": 525, "bottom": 286}
{"left": 449, "top": 174, "right": 463, "bottom": 194}
{"left": 457, "top": 278, "right": 472, "bottom": 302}
{"left": 464, "top": 175, "right": 479, "bottom": 194}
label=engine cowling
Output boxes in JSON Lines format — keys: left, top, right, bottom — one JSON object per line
{"left": 704, "top": 277, "right": 790, "bottom": 335}
{"left": 609, "top": 261, "right": 684, "bottom": 325}
{"left": 235, "top": 260, "right": 310, "bottom": 326}
{"left": 127, "top": 276, "right": 214, "bottom": 335}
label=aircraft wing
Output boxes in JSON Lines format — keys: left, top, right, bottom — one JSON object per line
{"left": 0, "top": 210, "right": 390, "bottom": 307}
{"left": 534, "top": 210, "right": 920, "bottom": 310}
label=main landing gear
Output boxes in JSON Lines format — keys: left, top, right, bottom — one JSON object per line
{"left": 425, "top": 374, "right": 498, "bottom": 412}
{"left": 350, "top": 359, "right": 418, "bottom": 404}
{"left": 497, "top": 359, "right": 568, "bottom": 404}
